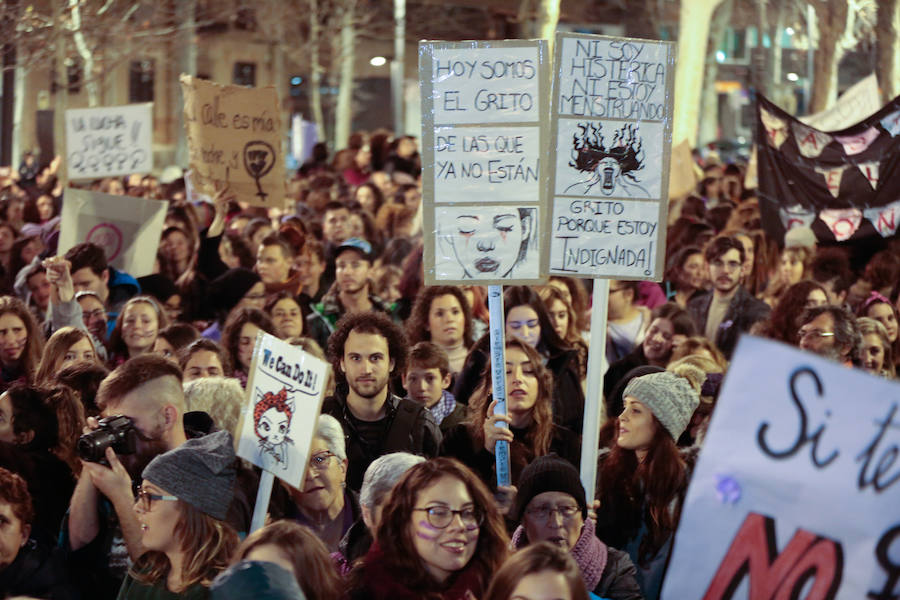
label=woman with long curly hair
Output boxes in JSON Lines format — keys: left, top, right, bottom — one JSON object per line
{"left": 345, "top": 457, "right": 509, "bottom": 600}
{"left": 406, "top": 285, "right": 474, "bottom": 375}
{"left": 595, "top": 364, "right": 702, "bottom": 600}
{"left": 441, "top": 339, "right": 580, "bottom": 492}
{"left": 751, "top": 280, "right": 828, "bottom": 345}
{"left": 220, "top": 307, "right": 276, "bottom": 387}
{"left": 0, "top": 295, "right": 44, "bottom": 389}
{"left": 121, "top": 431, "right": 239, "bottom": 599}
{"left": 454, "top": 286, "right": 584, "bottom": 433}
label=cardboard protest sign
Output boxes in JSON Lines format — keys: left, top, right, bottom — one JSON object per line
{"left": 800, "top": 73, "right": 881, "bottom": 131}
{"left": 420, "top": 40, "right": 550, "bottom": 285}
{"left": 181, "top": 75, "right": 285, "bottom": 208}
{"left": 236, "top": 332, "right": 329, "bottom": 488}
{"left": 65, "top": 103, "right": 153, "bottom": 180}
{"left": 57, "top": 188, "right": 167, "bottom": 277}
{"left": 756, "top": 91, "right": 900, "bottom": 244}
{"left": 663, "top": 336, "right": 900, "bottom": 599}
{"left": 547, "top": 33, "right": 676, "bottom": 280}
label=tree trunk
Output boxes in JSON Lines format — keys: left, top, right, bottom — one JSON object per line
{"left": 308, "top": 0, "right": 326, "bottom": 144}
{"left": 699, "top": 0, "right": 732, "bottom": 146}
{"left": 536, "top": 0, "right": 560, "bottom": 52}
{"left": 52, "top": 0, "right": 69, "bottom": 183}
{"left": 673, "top": 0, "right": 724, "bottom": 147}
{"left": 769, "top": 3, "right": 785, "bottom": 104}
{"left": 68, "top": 0, "right": 98, "bottom": 107}
{"left": 174, "top": 0, "right": 196, "bottom": 167}
{"left": 876, "top": 0, "right": 900, "bottom": 103}
{"left": 809, "top": 0, "right": 848, "bottom": 113}
{"left": 391, "top": 0, "right": 406, "bottom": 134}
{"left": 756, "top": 0, "right": 768, "bottom": 97}
{"left": 333, "top": 6, "right": 354, "bottom": 150}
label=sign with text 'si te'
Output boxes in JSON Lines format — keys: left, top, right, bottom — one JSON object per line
{"left": 181, "top": 75, "right": 285, "bottom": 208}
{"left": 420, "top": 40, "right": 550, "bottom": 285}
{"left": 547, "top": 33, "right": 675, "bottom": 280}
{"left": 662, "top": 336, "right": 900, "bottom": 599}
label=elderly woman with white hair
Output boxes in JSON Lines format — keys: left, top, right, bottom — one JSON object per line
{"left": 271, "top": 414, "right": 358, "bottom": 552}
{"left": 183, "top": 376, "right": 244, "bottom": 437}
{"left": 333, "top": 452, "right": 426, "bottom": 574}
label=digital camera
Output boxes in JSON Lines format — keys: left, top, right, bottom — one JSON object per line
{"left": 77, "top": 415, "right": 138, "bottom": 464}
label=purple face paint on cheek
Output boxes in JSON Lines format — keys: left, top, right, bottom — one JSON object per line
{"left": 415, "top": 520, "right": 440, "bottom": 541}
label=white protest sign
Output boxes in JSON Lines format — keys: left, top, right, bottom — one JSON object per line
{"left": 236, "top": 332, "right": 329, "bottom": 489}
{"left": 57, "top": 188, "right": 167, "bottom": 277}
{"left": 800, "top": 73, "right": 881, "bottom": 132}
{"left": 663, "top": 336, "right": 900, "bottom": 599}
{"left": 547, "top": 33, "right": 675, "bottom": 280}
{"left": 65, "top": 103, "right": 153, "bottom": 180}
{"left": 420, "top": 40, "right": 549, "bottom": 285}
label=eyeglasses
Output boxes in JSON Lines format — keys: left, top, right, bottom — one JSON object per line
{"left": 798, "top": 328, "right": 835, "bottom": 340}
{"left": 309, "top": 451, "right": 335, "bottom": 471}
{"left": 525, "top": 504, "right": 581, "bottom": 522}
{"left": 413, "top": 506, "right": 483, "bottom": 529}
{"left": 136, "top": 486, "right": 178, "bottom": 511}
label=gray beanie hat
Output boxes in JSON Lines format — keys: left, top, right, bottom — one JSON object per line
{"left": 623, "top": 371, "right": 700, "bottom": 441}
{"left": 143, "top": 430, "right": 236, "bottom": 520}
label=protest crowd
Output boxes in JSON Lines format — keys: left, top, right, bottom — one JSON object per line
{"left": 0, "top": 107, "right": 897, "bottom": 600}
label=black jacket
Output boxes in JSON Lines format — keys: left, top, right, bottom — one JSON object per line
{"left": 687, "top": 286, "right": 771, "bottom": 359}
{"left": 453, "top": 335, "right": 585, "bottom": 433}
{"left": 321, "top": 389, "right": 442, "bottom": 491}
{"left": 0, "top": 539, "right": 79, "bottom": 600}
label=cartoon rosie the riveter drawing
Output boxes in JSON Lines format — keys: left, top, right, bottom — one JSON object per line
{"left": 253, "top": 386, "right": 294, "bottom": 468}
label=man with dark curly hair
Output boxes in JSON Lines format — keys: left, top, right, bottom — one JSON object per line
{"left": 321, "top": 311, "right": 441, "bottom": 491}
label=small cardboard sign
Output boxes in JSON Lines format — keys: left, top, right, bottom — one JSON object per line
{"left": 181, "top": 75, "right": 285, "bottom": 207}
{"left": 58, "top": 188, "right": 168, "bottom": 277}
{"left": 65, "top": 103, "right": 153, "bottom": 180}
{"left": 236, "top": 332, "right": 330, "bottom": 488}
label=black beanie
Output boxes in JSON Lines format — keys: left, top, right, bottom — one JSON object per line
{"left": 511, "top": 454, "right": 586, "bottom": 523}
{"left": 208, "top": 268, "right": 261, "bottom": 315}
{"left": 137, "top": 274, "right": 179, "bottom": 303}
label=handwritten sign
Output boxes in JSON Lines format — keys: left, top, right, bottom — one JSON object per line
{"left": 181, "top": 75, "right": 285, "bottom": 208}
{"left": 65, "top": 104, "right": 153, "bottom": 180}
{"left": 420, "top": 40, "right": 549, "bottom": 285}
{"left": 800, "top": 73, "right": 881, "bottom": 132}
{"left": 57, "top": 188, "right": 167, "bottom": 277}
{"left": 236, "top": 332, "right": 329, "bottom": 488}
{"left": 663, "top": 336, "right": 900, "bottom": 599}
{"left": 547, "top": 33, "right": 675, "bottom": 280}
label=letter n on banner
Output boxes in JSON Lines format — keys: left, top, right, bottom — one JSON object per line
{"left": 819, "top": 208, "right": 862, "bottom": 242}
{"left": 703, "top": 512, "right": 843, "bottom": 600}
{"left": 864, "top": 200, "right": 900, "bottom": 238}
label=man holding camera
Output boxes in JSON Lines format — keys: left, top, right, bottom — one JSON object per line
{"left": 64, "top": 355, "right": 188, "bottom": 598}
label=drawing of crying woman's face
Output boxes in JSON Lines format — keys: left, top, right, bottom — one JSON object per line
{"left": 450, "top": 209, "right": 532, "bottom": 279}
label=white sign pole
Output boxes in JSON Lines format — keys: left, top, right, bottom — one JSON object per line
{"left": 487, "top": 285, "right": 511, "bottom": 487}
{"left": 579, "top": 280, "right": 609, "bottom": 501}
{"left": 249, "top": 470, "right": 275, "bottom": 533}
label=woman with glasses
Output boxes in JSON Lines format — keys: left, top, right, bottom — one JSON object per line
{"left": 508, "top": 455, "right": 643, "bottom": 600}
{"left": 270, "top": 414, "right": 358, "bottom": 553}
{"left": 123, "top": 431, "right": 239, "bottom": 599}
{"left": 345, "top": 457, "right": 508, "bottom": 600}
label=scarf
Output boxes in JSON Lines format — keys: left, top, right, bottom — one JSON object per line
{"left": 358, "top": 541, "right": 485, "bottom": 600}
{"left": 511, "top": 517, "right": 608, "bottom": 592}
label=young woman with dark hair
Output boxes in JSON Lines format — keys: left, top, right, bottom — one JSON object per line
{"left": 538, "top": 286, "right": 588, "bottom": 380}
{"left": 221, "top": 307, "right": 276, "bottom": 387}
{"left": 453, "top": 286, "right": 584, "bottom": 433}
{"left": 441, "top": 339, "right": 580, "bottom": 491}
{"left": 664, "top": 245, "right": 706, "bottom": 308}
{"left": 345, "top": 457, "right": 509, "bottom": 600}
{"left": 0, "top": 295, "right": 44, "bottom": 389}
{"left": 595, "top": 365, "right": 703, "bottom": 600}
{"left": 406, "top": 285, "right": 474, "bottom": 375}
{"left": 107, "top": 296, "right": 170, "bottom": 366}
{"left": 751, "top": 280, "right": 828, "bottom": 345}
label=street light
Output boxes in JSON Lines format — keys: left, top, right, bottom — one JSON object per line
{"left": 786, "top": 72, "right": 799, "bottom": 82}
{"left": 370, "top": 56, "right": 387, "bottom": 67}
